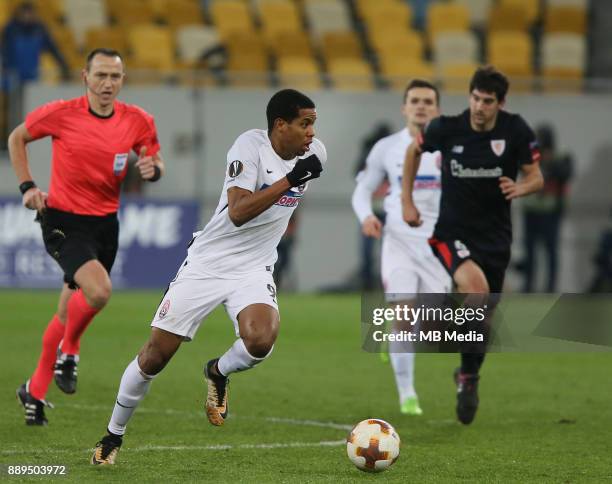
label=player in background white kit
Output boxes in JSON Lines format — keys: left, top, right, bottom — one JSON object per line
{"left": 91, "top": 89, "right": 326, "bottom": 465}
{"left": 351, "top": 80, "right": 450, "bottom": 415}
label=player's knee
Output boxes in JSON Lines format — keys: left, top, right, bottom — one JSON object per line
{"left": 242, "top": 319, "right": 278, "bottom": 358}
{"left": 84, "top": 281, "right": 112, "bottom": 309}
{"left": 138, "top": 343, "right": 169, "bottom": 375}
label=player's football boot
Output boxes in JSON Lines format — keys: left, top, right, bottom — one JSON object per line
{"left": 16, "top": 381, "right": 54, "bottom": 426}
{"left": 204, "top": 359, "right": 229, "bottom": 426}
{"left": 400, "top": 396, "right": 423, "bottom": 416}
{"left": 91, "top": 432, "right": 122, "bottom": 465}
{"left": 454, "top": 367, "right": 480, "bottom": 425}
{"left": 54, "top": 350, "right": 78, "bottom": 394}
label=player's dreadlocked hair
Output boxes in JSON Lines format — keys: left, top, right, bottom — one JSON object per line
{"left": 469, "top": 65, "right": 509, "bottom": 102}
{"left": 266, "top": 89, "right": 315, "bottom": 133}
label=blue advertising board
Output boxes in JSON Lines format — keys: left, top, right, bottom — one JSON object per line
{"left": 0, "top": 197, "right": 199, "bottom": 289}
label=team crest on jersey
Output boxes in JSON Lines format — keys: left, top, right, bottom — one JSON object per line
{"left": 228, "top": 160, "right": 243, "bottom": 178}
{"left": 159, "top": 299, "right": 170, "bottom": 319}
{"left": 491, "top": 140, "right": 506, "bottom": 157}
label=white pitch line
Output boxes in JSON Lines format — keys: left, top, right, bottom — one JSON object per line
{"left": 0, "top": 440, "right": 346, "bottom": 456}
{"left": 62, "top": 403, "right": 353, "bottom": 431}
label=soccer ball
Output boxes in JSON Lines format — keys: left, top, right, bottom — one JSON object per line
{"left": 346, "top": 419, "right": 400, "bottom": 473}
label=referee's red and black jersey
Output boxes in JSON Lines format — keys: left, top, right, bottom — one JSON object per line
{"left": 25, "top": 95, "right": 160, "bottom": 216}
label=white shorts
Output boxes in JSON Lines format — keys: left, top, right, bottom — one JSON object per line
{"left": 151, "top": 261, "right": 278, "bottom": 341}
{"left": 381, "top": 232, "right": 451, "bottom": 302}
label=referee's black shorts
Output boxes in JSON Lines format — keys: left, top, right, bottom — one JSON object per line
{"left": 428, "top": 237, "right": 510, "bottom": 293}
{"left": 39, "top": 208, "right": 119, "bottom": 289}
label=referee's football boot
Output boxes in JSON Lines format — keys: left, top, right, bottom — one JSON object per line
{"left": 204, "top": 358, "right": 229, "bottom": 426}
{"left": 16, "top": 381, "right": 54, "bottom": 426}
{"left": 91, "top": 432, "right": 123, "bottom": 465}
{"left": 54, "top": 350, "right": 78, "bottom": 394}
{"left": 454, "top": 367, "right": 480, "bottom": 425}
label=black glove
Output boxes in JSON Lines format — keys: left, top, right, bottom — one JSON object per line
{"left": 286, "top": 154, "right": 323, "bottom": 187}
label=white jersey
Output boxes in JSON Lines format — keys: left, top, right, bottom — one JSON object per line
{"left": 352, "top": 128, "right": 441, "bottom": 239}
{"left": 188, "top": 129, "right": 327, "bottom": 278}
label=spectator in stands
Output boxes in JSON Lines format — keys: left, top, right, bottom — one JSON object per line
{"left": 520, "top": 124, "right": 573, "bottom": 292}
{"left": 1, "top": 1, "right": 69, "bottom": 145}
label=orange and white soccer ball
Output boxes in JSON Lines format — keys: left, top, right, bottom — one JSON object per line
{"left": 346, "top": 419, "right": 400, "bottom": 473}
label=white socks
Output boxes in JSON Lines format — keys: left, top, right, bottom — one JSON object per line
{"left": 107, "top": 357, "right": 156, "bottom": 436}
{"left": 217, "top": 338, "right": 272, "bottom": 376}
{"left": 389, "top": 335, "right": 416, "bottom": 404}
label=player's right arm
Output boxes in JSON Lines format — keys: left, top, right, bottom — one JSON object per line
{"left": 402, "top": 117, "right": 444, "bottom": 227}
{"left": 402, "top": 140, "right": 423, "bottom": 227}
{"left": 8, "top": 123, "right": 48, "bottom": 212}
{"left": 351, "top": 140, "right": 386, "bottom": 239}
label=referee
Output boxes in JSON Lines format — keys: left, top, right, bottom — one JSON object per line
{"left": 402, "top": 66, "right": 543, "bottom": 425}
{"left": 9, "top": 48, "right": 165, "bottom": 425}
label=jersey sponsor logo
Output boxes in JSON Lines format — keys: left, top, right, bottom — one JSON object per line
{"left": 261, "top": 183, "right": 303, "bottom": 208}
{"left": 413, "top": 175, "right": 441, "bottom": 190}
{"left": 113, "top": 153, "right": 128, "bottom": 175}
{"left": 159, "top": 299, "right": 170, "bottom": 319}
{"left": 451, "top": 145, "right": 464, "bottom": 154}
{"left": 491, "top": 139, "right": 506, "bottom": 157}
{"left": 228, "top": 160, "right": 244, "bottom": 178}
{"left": 451, "top": 159, "right": 502, "bottom": 178}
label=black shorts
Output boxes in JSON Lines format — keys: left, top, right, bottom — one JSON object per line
{"left": 39, "top": 208, "right": 119, "bottom": 289}
{"left": 428, "top": 237, "right": 510, "bottom": 293}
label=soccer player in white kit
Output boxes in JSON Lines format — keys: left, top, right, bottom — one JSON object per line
{"left": 91, "top": 89, "right": 326, "bottom": 465}
{"left": 351, "top": 80, "right": 450, "bottom": 415}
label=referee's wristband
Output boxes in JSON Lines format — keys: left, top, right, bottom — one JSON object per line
{"left": 148, "top": 165, "right": 161, "bottom": 182}
{"left": 19, "top": 180, "right": 37, "bottom": 195}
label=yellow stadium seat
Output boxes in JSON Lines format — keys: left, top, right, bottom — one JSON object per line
{"left": 354, "top": 0, "right": 400, "bottom": 19}
{"left": 500, "top": 0, "right": 540, "bottom": 25}
{"left": 427, "top": 3, "right": 470, "bottom": 38}
{"left": 224, "top": 31, "right": 267, "bottom": 62}
{"left": 277, "top": 56, "right": 322, "bottom": 89}
{"left": 258, "top": 0, "right": 303, "bottom": 41}
{"left": 328, "top": 58, "right": 373, "bottom": 91}
{"left": 488, "top": 32, "right": 533, "bottom": 77}
{"left": 372, "top": 31, "right": 425, "bottom": 66}
{"left": 488, "top": 4, "right": 530, "bottom": 32}
{"left": 210, "top": 0, "right": 255, "bottom": 36}
{"left": 85, "top": 27, "right": 127, "bottom": 55}
{"left": 227, "top": 53, "right": 270, "bottom": 87}
{"left": 164, "top": 0, "right": 204, "bottom": 28}
{"left": 269, "top": 31, "right": 314, "bottom": 61}
{"left": 544, "top": 6, "right": 587, "bottom": 34}
{"left": 34, "top": 0, "right": 64, "bottom": 26}
{"left": 128, "top": 26, "right": 175, "bottom": 73}
{"left": 321, "top": 31, "right": 362, "bottom": 61}
{"left": 107, "top": 0, "right": 156, "bottom": 26}
{"left": 380, "top": 58, "right": 434, "bottom": 90}
{"left": 362, "top": 2, "right": 412, "bottom": 36}
{"left": 40, "top": 53, "right": 62, "bottom": 85}
{"left": 48, "top": 27, "right": 81, "bottom": 71}
{"left": 440, "top": 62, "right": 479, "bottom": 93}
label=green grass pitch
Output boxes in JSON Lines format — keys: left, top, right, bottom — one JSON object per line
{"left": 1, "top": 290, "right": 611, "bottom": 483}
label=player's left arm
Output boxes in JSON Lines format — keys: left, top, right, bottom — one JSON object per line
{"left": 134, "top": 115, "right": 164, "bottom": 181}
{"left": 135, "top": 147, "right": 165, "bottom": 181}
{"left": 499, "top": 116, "right": 544, "bottom": 200}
